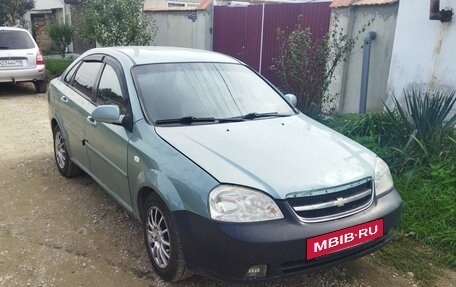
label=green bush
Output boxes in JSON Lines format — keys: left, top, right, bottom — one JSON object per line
{"left": 48, "top": 21, "right": 73, "bottom": 58}
{"left": 81, "top": 0, "right": 157, "bottom": 46}
{"left": 271, "top": 16, "right": 373, "bottom": 118}
{"left": 322, "top": 89, "right": 456, "bottom": 268}
{"left": 46, "top": 58, "right": 73, "bottom": 79}
{"left": 385, "top": 89, "right": 456, "bottom": 140}
{"left": 384, "top": 89, "right": 456, "bottom": 171}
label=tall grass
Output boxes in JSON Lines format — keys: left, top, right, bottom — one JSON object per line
{"left": 396, "top": 161, "right": 456, "bottom": 268}
{"left": 322, "top": 88, "right": 456, "bottom": 267}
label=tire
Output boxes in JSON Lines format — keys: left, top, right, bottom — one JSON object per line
{"left": 34, "top": 80, "right": 47, "bottom": 93}
{"left": 52, "top": 125, "right": 81, "bottom": 177}
{"left": 144, "top": 193, "right": 193, "bottom": 282}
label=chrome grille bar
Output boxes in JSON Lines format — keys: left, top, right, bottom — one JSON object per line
{"left": 293, "top": 189, "right": 371, "bottom": 212}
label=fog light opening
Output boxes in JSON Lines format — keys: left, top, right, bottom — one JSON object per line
{"left": 245, "top": 264, "right": 267, "bottom": 278}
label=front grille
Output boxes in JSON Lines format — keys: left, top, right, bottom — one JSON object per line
{"left": 287, "top": 178, "right": 373, "bottom": 222}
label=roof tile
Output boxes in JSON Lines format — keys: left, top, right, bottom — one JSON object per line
{"left": 330, "top": 0, "right": 398, "bottom": 8}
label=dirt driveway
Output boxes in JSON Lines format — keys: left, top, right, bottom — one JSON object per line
{"left": 0, "top": 83, "right": 447, "bottom": 287}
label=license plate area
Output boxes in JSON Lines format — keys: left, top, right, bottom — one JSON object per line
{"left": 0, "top": 60, "right": 23, "bottom": 67}
{"left": 307, "top": 219, "right": 383, "bottom": 260}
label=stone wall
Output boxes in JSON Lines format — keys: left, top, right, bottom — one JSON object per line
{"left": 32, "top": 14, "right": 53, "bottom": 52}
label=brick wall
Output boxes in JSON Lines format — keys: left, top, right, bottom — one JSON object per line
{"left": 32, "top": 14, "right": 53, "bottom": 52}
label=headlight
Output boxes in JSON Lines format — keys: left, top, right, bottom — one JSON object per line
{"left": 374, "top": 157, "right": 394, "bottom": 196}
{"left": 209, "top": 185, "right": 284, "bottom": 222}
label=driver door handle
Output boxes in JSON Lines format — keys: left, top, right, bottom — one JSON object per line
{"left": 60, "top": 96, "right": 68, "bottom": 103}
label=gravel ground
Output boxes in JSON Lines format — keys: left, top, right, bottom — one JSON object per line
{"left": 0, "top": 83, "right": 452, "bottom": 287}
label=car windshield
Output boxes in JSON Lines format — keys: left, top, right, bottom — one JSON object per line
{"left": 132, "top": 63, "right": 296, "bottom": 124}
{"left": 0, "top": 30, "right": 35, "bottom": 49}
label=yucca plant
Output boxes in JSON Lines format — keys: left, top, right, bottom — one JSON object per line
{"left": 384, "top": 89, "right": 456, "bottom": 171}
{"left": 385, "top": 89, "right": 456, "bottom": 139}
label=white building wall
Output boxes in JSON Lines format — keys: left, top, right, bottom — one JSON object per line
{"left": 147, "top": 9, "right": 213, "bottom": 50}
{"left": 387, "top": 0, "right": 456, "bottom": 100}
{"left": 325, "top": 4, "right": 398, "bottom": 114}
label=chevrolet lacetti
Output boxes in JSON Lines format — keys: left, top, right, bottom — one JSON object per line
{"left": 48, "top": 47, "right": 402, "bottom": 282}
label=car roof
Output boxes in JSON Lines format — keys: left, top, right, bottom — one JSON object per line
{"left": 91, "top": 46, "right": 241, "bottom": 65}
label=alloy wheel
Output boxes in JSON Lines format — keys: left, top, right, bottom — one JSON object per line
{"left": 54, "top": 130, "right": 66, "bottom": 169}
{"left": 146, "top": 206, "right": 171, "bottom": 268}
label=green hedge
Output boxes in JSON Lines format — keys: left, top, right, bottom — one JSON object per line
{"left": 46, "top": 58, "right": 73, "bottom": 79}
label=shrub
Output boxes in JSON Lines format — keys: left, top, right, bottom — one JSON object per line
{"left": 271, "top": 15, "right": 373, "bottom": 118}
{"left": 384, "top": 89, "right": 456, "bottom": 171}
{"left": 81, "top": 0, "right": 157, "bottom": 46}
{"left": 0, "top": 0, "right": 34, "bottom": 26}
{"left": 48, "top": 21, "right": 73, "bottom": 58}
{"left": 46, "top": 58, "right": 73, "bottom": 79}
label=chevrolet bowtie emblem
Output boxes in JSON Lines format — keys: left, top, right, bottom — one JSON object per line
{"left": 334, "top": 197, "right": 346, "bottom": 207}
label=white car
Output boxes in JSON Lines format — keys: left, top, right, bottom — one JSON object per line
{"left": 0, "top": 27, "right": 47, "bottom": 93}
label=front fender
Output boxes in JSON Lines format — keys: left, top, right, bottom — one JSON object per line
{"left": 132, "top": 167, "right": 218, "bottom": 221}
{"left": 135, "top": 169, "right": 185, "bottom": 213}
{"left": 127, "top": 122, "right": 219, "bottom": 221}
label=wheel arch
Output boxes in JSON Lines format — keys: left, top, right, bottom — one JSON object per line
{"left": 50, "top": 118, "right": 69, "bottom": 143}
{"left": 137, "top": 186, "right": 158, "bottom": 222}
{"left": 51, "top": 118, "right": 58, "bottom": 130}
{"left": 135, "top": 181, "right": 184, "bottom": 224}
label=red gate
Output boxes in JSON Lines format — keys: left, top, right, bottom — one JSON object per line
{"left": 213, "top": 2, "right": 331, "bottom": 85}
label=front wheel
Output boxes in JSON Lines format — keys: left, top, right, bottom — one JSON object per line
{"left": 52, "top": 125, "right": 81, "bottom": 177}
{"left": 144, "top": 193, "right": 192, "bottom": 282}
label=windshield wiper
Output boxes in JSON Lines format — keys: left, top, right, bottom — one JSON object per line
{"left": 243, "top": 112, "right": 284, "bottom": 120}
{"left": 155, "top": 112, "right": 290, "bottom": 126}
{"left": 226, "top": 112, "right": 291, "bottom": 121}
{"left": 155, "top": 116, "right": 217, "bottom": 125}
{"left": 0, "top": 47, "right": 10, "bottom": 50}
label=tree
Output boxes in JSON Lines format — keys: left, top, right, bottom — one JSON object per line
{"left": 0, "top": 0, "right": 34, "bottom": 26}
{"left": 48, "top": 20, "right": 73, "bottom": 58}
{"left": 81, "top": 0, "right": 156, "bottom": 47}
{"left": 271, "top": 16, "right": 373, "bottom": 118}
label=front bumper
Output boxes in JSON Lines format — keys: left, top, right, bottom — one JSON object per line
{"left": 174, "top": 189, "right": 402, "bottom": 282}
{"left": 0, "top": 65, "right": 46, "bottom": 83}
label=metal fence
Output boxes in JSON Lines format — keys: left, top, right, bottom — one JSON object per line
{"left": 213, "top": 2, "right": 331, "bottom": 86}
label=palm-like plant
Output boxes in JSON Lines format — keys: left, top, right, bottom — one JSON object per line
{"left": 384, "top": 89, "right": 456, "bottom": 170}
{"left": 385, "top": 89, "right": 456, "bottom": 138}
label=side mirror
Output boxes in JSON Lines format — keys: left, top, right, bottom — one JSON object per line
{"left": 91, "top": 105, "right": 123, "bottom": 124}
{"left": 284, "top": 94, "right": 297, "bottom": 107}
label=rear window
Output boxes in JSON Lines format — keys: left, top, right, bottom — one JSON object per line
{"left": 0, "top": 30, "right": 35, "bottom": 50}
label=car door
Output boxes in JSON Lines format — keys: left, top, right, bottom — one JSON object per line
{"left": 85, "top": 57, "right": 132, "bottom": 209}
{"left": 59, "top": 59, "right": 103, "bottom": 170}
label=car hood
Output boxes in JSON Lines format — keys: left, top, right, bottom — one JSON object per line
{"left": 155, "top": 114, "right": 377, "bottom": 199}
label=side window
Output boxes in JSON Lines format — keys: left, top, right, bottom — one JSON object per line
{"left": 96, "top": 64, "right": 127, "bottom": 114}
{"left": 63, "top": 62, "right": 79, "bottom": 84}
{"left": 73, "top": 62, "right": 103, "bottom": 98}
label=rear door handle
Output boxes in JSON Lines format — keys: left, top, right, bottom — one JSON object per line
{"left": 87, "top": 116, "right": 97, "bottom": 126}
{"left": 60, "top": 96, "right": 68, "bottom": 103}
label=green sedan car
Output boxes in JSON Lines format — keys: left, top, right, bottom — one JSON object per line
{"left": 48, "top": 47, "right": 402, "bottom": 282}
